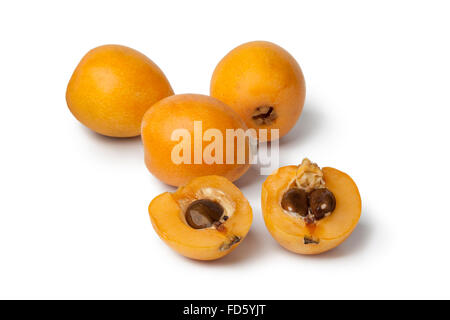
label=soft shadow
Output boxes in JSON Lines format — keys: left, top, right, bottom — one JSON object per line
{"left": 79, "top": 126, "right": 144, "bottom": 163}
{"left": 82, "top": 126, "right": 142, "bottom": 146}
{"left": 182, "top": 228, "right": 266, "bottom": 267}
{"left": 279, "top": 104, "right": 323, "bottom": 146}
{"left": 147, "top": 174, "right": 177, "bottom": 192}
{"left": 312, "top": 218, "right": 372, "bottom": 259}
{"left": 234, "top": 165, "right": 267, "bottom": 189}
{"left": 273, "top": 211, "right": 373, "bottom": 260}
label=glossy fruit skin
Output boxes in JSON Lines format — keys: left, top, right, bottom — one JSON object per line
{"left": 262, "top": 165, "right": 361, "bottom": 255}
{"left": 66, "top": 44, "right": 173, "bottom": 137}
{"left": 141, "top": 94, "right": 251, "bottom": 187}
{"left": 148, "top": 175, "right": 253, "bottom": 260}
{"left": 210, "top": 41, "right": 306, "bottom": 141}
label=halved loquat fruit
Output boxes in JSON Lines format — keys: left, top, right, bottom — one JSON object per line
{"left": 262, "top": 159, "right": 361, "bottom": 255}
{"left": 149, "top": 175, "right": 253, "bottom": 260}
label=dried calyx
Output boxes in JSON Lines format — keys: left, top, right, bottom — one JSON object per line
{"left": 252, "top": 106, "right": 277, "bottom": 125}
{"left": 281, "top": 158, "right": 336, "bottom": 223}
{"left": 219, "top": 235, "right": 241, "bottom": 251}
{"left": 184, "top": 188, "right": 235, "bottom": 230}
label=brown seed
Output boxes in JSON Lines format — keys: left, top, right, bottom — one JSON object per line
{"left": 309, "top": 188, "right": 336, "bottom": 220}
{"left": 185, "top": 199, "right": 224, "bottom": 229}
{"left": 281, "top": 188, "right": 309, "bottom": 217}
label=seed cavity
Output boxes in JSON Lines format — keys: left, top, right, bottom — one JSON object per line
{"left": 281, "top": 186, "right": 336, "bottom": 223}
{"left": 196, "top": 188, "right": 235, "bottom": 219}
{"left": 281, "top": 158, "right": 337, "bottom": 224}
{"left": 252, "top": 106, "right": 277, "bottom": 125}
{"left": 295, "top": 158, "right": 325, "bottom": 192}
{"left": 282, "top": 158, "right": 337, "bottom": 224}
{"left": 181, "top": 188, "right": 236, "bottom": 230}
{"left": 185, "top": 199, "right": 224, "bottom": 229}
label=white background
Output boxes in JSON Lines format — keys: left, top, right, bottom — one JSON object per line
{"left": 0, "top": 0, "right": 449, "bottom": 299}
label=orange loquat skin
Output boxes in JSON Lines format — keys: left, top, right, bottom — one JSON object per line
{"left": 66, "top": 44, "right": 173, "bottom": 137}
{"left": 141, "top": 94, "right": 251, "bottom": 187}
{"left": 210, "top": 41, "right": 306, "bottom": 142}
{"left": 148, "top": 175, "right": 253, "bottom": 260}
{"left": 262, "top": 165, "right": 361, "bottom": 255}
